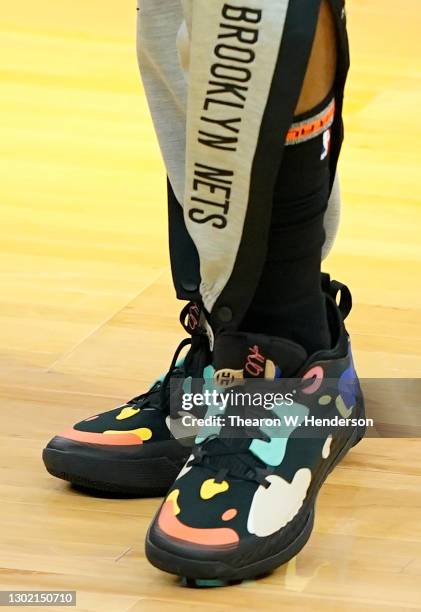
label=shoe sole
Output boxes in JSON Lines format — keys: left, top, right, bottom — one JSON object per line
{"left": 145, "top": 409, "right": 366, "bottom": 581}
{"left": 43, "top": 445, "right": 189, "bottom": 497}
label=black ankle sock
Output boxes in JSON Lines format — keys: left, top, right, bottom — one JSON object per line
{"left": 241, "top": 94, "right": 334, "bottom": 354}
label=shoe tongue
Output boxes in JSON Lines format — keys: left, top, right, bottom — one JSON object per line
{"left": 213, "top": 331, "right": 307, "bottom": 382}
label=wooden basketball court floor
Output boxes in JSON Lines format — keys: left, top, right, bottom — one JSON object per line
{"left": 1, "top": 1, "right": 421, "bottom": 610}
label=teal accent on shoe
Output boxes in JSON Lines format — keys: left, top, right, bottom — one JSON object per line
{"left": 196, "top": 366, "right": 224, "bottom": 444}
{"left": 250, "top": 402, "right": 309, "bottom": 467}
{"left": 182, "top": 578, "right": 230, "bottom": 588}
{"left": 203, "top": 364, "right": 215, "bottom": 382}
{"left": 182, "top": 374, "right": 192, "bottom": 394}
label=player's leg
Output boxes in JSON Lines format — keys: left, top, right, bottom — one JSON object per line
{"left": 138, "top": 0, "right": 342, "bottom": 301}
{"left": 240, "top": 0, "right": 338, "bottom": 352}
{"left": 42, "top": 0, "right": 343, "bottom": 498}
{"left": 179, "top": 0, "right": 344, "bottom": 334}
{"left": 146, "top": 0, "right": 365, "bottom": 583}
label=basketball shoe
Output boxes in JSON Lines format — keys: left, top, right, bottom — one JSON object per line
{"left": 42, "top": 303, "right": 212, "bottom": 495}
{"left": 145, "top": 279, "right": 366, "bottom": 582}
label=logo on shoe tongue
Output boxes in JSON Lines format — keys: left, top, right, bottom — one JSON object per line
{"left": 245, "top": 345, "right": 265, "bottom": 377}
{"left": 214, "top": 368, "right": 244, "bottom": 388}
{"left": 214, "top": 345, "right": 276, "bottom": 388}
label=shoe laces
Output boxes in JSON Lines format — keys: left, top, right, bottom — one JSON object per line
{"left": 128, "top": 303, "right": 210, "bottom": 415}
{"left": 189, "top": 379, "right": 306, "bottom": 488}
{"left": 190, "top": 430, "right": 272, "bottom": 488}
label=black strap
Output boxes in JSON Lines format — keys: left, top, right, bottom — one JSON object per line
{"left": 322, "top": 274, "right": 352, "bottom": 320}
{"left": 330, "top": 280, "right": 352, "bottom": 320}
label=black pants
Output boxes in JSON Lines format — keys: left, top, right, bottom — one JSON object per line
{"left": 163, "top": 0, "right": 349, "bottom": 331}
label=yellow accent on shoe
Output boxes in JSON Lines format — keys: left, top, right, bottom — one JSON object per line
{"left": 200, "top": 478, "right": 229, "bottom": 500}
{"left": 116, "top": 406, "right": 141, "bottom": 420}
{"left": 264, "top": 359, "right": 276, "bottom": 379}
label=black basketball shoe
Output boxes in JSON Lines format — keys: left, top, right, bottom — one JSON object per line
{"left": 42, "top": 303, "right": 212, "bottom": 496}
{"left": 145, "top": 279, "right": 366, "bottom": 583}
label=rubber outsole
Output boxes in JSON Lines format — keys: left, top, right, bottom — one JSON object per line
{"left": 146, "top": 509, "right": 315, "bottom": 582}
{"left": 145, "top": 410, "right": 366, "bottom": 581}
{"left": 43, "top": 446, "right": 188, "bottom": 497}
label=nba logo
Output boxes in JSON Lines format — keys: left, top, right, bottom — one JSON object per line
{"left": 321, "top": 129, "right": 331, "bottom": 160}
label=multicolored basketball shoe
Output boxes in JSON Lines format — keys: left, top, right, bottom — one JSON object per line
{"left": 145, "top": 280, "right": 366, "bottom": 583}
{"left": 42, "top": 303, "right": 212, "bottom": 496}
